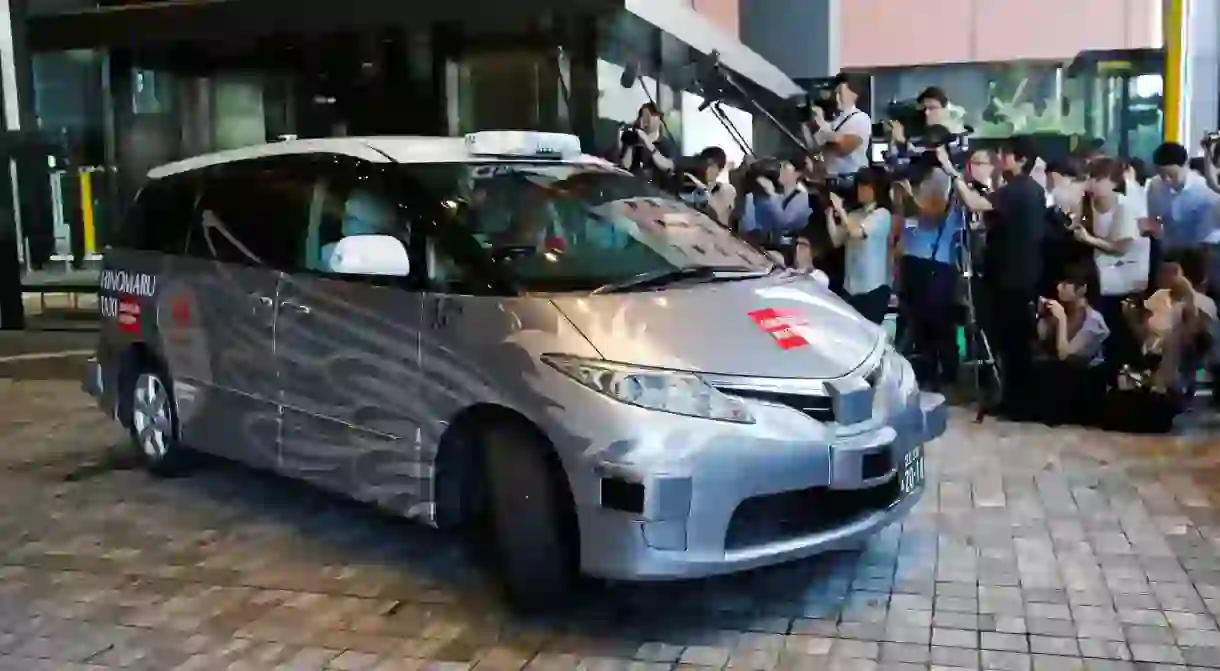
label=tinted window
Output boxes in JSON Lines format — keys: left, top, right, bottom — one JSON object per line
{"left": 115, "top": 173, "right": 199, "bottom": 253}
{"left": 396, "top": 162, "right": 772, "bottom": 292}
{"left": 187, "top": 159, "right": 312, "bottom": 269}
{"left": 298, "top": 159, "right": 411, "bottom": 275}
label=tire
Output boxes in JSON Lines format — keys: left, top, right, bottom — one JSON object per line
{"left": 126, "top": 366, "right": 189, "bottom": 476}
{"left": 482, "top": 424, "right": 577, "bottom": 611}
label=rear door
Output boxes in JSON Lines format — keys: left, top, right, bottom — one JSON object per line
{"left": 274, "top": 156, "right": 427, "bottom": 513}
{"left": 166, "top": 159, "right": 311, "bottom": 468}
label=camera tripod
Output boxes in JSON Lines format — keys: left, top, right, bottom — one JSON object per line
{"left": 952, "top": 193, "right": 1003, "bottom": 422}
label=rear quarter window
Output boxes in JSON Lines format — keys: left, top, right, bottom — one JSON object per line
{"left": 113, "top": 172, "right": 200, "bottom": 254}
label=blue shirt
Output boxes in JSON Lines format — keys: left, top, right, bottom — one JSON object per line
{"left": 843, "top": 207, "right": 893, "bottom": 295}
{"left": 741, "top": 188, "right": 813, "bottom": 235}
{"left": 1147, "top": 172, "right": 1220, "bottom": 252}
{"left": 901, "top": 206, "right": 963, "bottom": 265}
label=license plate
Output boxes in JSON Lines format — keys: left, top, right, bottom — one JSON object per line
{"left": 899, "top": 446, "right": 925, "bottom": 496}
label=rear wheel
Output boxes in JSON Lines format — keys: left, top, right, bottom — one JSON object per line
{"left": 127, "top": 368, "right": 189, "bottom": 476}
{"left": 482, "top": 424, "right": 577, "bottom": 611}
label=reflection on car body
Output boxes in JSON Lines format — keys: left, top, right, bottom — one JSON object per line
{"left": 82, "top": 131, "right": 947, "bottom": 609}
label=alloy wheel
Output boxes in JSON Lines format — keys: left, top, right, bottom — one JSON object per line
{"left": 132, "top": 373, "right": 172, "bottom": 460}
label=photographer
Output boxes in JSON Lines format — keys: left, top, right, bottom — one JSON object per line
{"left": 895, "top": 162, "right": 961, "bottom": 391}
{"left": 1073, "top": 158, "right": 1149, "bottom": 374}
{"left": 679, "top": 146, "right": 737, "bottom": 225}
{"left": 1147, "top": 141, "right": 1219, "bottom": 259}
{"left": 616, "top": 102, "right": 676, "bottom": 182}
{"left": 825, "top": 166, "right": 894, "bottom": 324}
{"left": 939, "top": 137, "right": 1047, "bottom": 418}
{"left": 1029, "top": 266, "right": 1110, "bottom": 426}
{"left": 740, "top": 156, "right": 812, "bottom": 246}
{"left": 804, "top": 74, "right": 872, "bottom": 180}
{"left": 886, "top": 86, "right": 950, "bottom": 165}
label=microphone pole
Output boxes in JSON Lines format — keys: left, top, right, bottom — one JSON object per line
{"left": 703, "top": 50, "right": 812, "bottom": 156}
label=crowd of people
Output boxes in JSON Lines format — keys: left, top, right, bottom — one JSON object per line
{"left": 609, "top": 86, "right": 1220, "bottom": 434}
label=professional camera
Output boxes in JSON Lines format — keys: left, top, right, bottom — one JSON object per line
{"left": 619, "top": 123, "right": 641, "bottom": 147}
{"left": 670, "top": 154, "right": 717, "bottom": 195}
{"left": 872, "top": 98, "right": 927, "bottom": 139}
{"left": 744, "top": 157, "right": 784, "bottom": 197}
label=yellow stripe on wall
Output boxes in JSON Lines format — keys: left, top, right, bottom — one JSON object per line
{"left": 1163, "top": 0, "right": 1187, "bottom": 143}
{"left": 78, "top": 169, "right": 95, "bottom": 256}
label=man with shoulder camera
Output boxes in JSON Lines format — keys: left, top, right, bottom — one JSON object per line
{"left": 616, "top": 102, "right": 676, "bottom": 182}
{"left": 804, "top": 74, "right": 872, "bottom": 181}
{"left": 939, "top": 136, "right": 1046, "bottom": 418}
{"left": 887, "top": 86, "right": 950, "bottom": 164}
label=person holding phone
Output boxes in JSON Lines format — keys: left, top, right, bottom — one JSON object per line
{"left": 825, "top": 166, "right": 894, "bottom": 324}
{"left": 1029, "top": 267, "right": 1110, "bottom": 425}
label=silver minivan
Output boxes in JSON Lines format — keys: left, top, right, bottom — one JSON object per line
{"left": 84, "top": 131, "right": 946, "bottom": 607}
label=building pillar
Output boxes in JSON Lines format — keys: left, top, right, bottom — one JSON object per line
{"left": 0, "top": 0, "right": 35, "bottom": 330}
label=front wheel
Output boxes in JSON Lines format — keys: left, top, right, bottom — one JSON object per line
{"left": 482, "top": 425, "right": 578, "bottom": 611}
{"left": 127, "top": 368, "right": 189, "bottom": 476}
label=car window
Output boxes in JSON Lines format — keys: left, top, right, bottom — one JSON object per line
{"left": 306, "top": 182, "right": 407, "bottom": 274}
{"left": 115, "top": 173, "right": 199, "bottom": 254}
{"left": 396, "top": 162, "right": 773, "bottom": 293}
{"left": 186, "top": 159, "right": 312, "bottom": 269}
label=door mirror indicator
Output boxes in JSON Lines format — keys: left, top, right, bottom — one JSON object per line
{"left": 327, "top": 235, "right": 411, "bottom": 277}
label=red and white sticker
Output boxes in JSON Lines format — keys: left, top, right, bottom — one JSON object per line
{"left": 117, "top": 297, "right": 142, "bottom": 334}
{"left": 747, "top": 308, "right": 809, "bottom": 350}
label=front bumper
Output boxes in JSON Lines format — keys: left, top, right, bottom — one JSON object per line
{"left": 578, "top": 390, "right": 947, "bottom": 581}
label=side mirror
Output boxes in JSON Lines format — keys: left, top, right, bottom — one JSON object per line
{"left": 328, "top": 235, "right": 411, "bottom": 276}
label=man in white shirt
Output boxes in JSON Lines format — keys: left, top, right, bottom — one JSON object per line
{"left": 805, "top": 74, "right": 873, "bottom": 181}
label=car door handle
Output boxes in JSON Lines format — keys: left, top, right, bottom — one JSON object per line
{"left": 280, "top": 300, "right": 312, "bottom": 315}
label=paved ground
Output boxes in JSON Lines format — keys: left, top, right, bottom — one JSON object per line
{"left": 2, "top": 365, "right": 1220, "bottom": 670}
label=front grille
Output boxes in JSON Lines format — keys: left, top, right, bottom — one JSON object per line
{"left": 725, "top": 479, "right": 900, "bottom": 551}
{"left": 718, "top": 388, "right": 834, "bottom": 422}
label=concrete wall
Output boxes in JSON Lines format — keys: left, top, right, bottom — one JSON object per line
{"left": 739, "top": 0, "right": 837, "bottom": 79}
{"left": 840, "top": 0, "right": 1162, "bottom": 68}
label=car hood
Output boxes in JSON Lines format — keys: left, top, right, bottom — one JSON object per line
{"left": 551, "top": 273, "right": 884, "bottom": 379}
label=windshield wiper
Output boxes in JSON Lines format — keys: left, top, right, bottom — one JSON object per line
{"left": 591, "top": 265, "right": 761, "bottom": 295}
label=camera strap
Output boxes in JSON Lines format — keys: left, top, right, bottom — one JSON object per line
{"left": 832, "top": 110, "right": 861, "bottom": 132}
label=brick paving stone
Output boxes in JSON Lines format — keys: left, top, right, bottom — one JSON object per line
{"left": 11, "top": 382, "right": 1220, "bottom": 670}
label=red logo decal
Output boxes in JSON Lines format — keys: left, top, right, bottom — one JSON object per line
{"left": 117, "top": 297, "right": 142, "bottom": 334}
{"left": 170, "top": 296, "right": 191, "bottom": 326}
{"left": 748, "top": 308, "right": 809, "bottom": 350}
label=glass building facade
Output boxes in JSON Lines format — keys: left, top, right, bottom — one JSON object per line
{"left": 10, "top": 0, "right": 776, "bottom": 287}
{"left": 859, "top": 58, "right": 1165, "bottom": 162}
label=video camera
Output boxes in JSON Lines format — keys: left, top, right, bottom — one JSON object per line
{"left": 619, "top": 122, "right": 643, "bottom": 148}
{"left": 873, "top": 98, "right": 927, "bottom": 139}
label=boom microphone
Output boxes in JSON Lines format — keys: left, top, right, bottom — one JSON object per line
{"left": 619, "top": 61, "right": 639, "bottom": 89}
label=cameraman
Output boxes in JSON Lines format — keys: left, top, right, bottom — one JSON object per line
{"left": 886, "top": 86, "right": 950, "bottom": 166}
{"left": 680, "top": 146, "right": 737, "bottom": 226}
{"left": 616, "top": 102, "right": 676, "bottom": 182}
{"left": 939, "top": 137, "right": 1047, "bottom": 418}
{"left": 804, "top": 74, "right": 872, "bottom": 180}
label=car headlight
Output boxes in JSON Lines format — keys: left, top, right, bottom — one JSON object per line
{"left": 541, "top": 354, "right": 755, "bottom": 424}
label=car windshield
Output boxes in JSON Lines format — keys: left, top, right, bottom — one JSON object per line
{"left": 405, "top": 161, "right": 773, "bottom": 292}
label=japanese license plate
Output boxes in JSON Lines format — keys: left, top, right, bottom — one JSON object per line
{"left": 899, "top": 445, "right": 925, "bottom": 496}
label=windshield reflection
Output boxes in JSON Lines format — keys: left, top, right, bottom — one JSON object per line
{"left": 420, "top": 162, "right": 773, "bottom": 293}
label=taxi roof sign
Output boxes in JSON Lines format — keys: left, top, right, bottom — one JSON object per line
{"left": 465, "top": 131, "right": 582, "bottom": 159}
